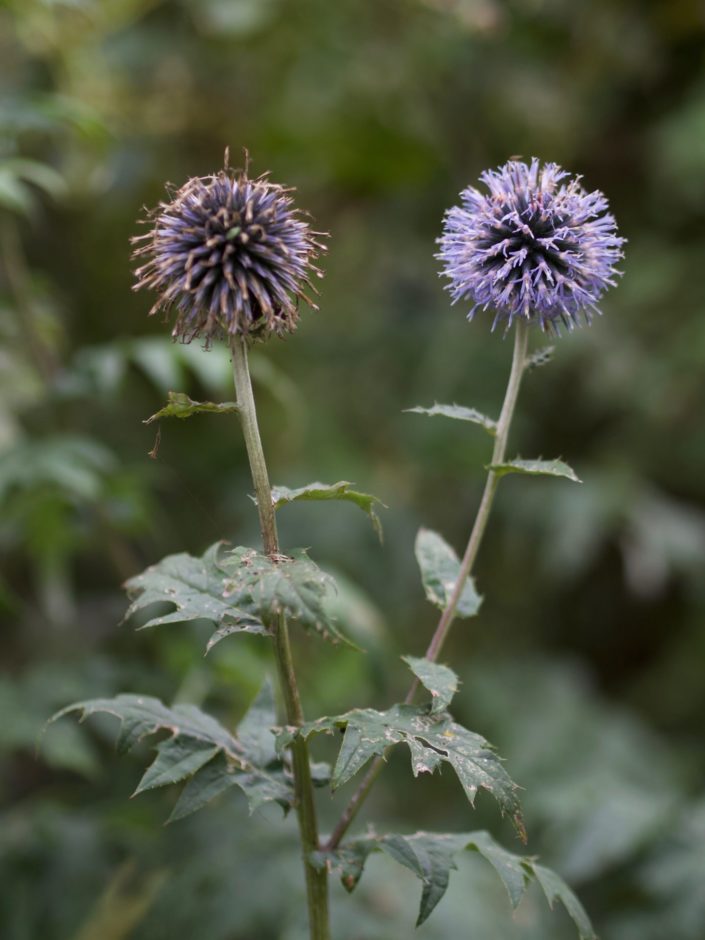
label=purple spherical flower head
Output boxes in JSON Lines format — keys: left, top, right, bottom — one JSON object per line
{"left": 437, "top": 158, "right": 625, "bottom": 333}
{"left": 132, "top": 158, "right": 325, "bottom": 344}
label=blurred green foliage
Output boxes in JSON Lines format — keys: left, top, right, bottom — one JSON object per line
{"left": 2, "top": 0, "right": 705, "bottom": 937}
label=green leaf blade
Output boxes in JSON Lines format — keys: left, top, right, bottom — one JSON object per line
{"left": 49, "top": 688, "right": 294, "bottom": 823}
{"left": 405, "top": 403, "right": 497, "bottom": 436}
{"left": 144, "top": 391, "right": 239, "bottom": 424}
{"left": 282, "top": 703, "right": 523, "bottom": 836}
{"left": 402, "top": 655, "right": 459, "bottom": 713}
{"left": 533, "top": 864, "right": 597, "bottom": 940}
{"left": 134, "top": 740, "right": 219, "bottom": 795}
{"left": 488, "top": 458, "right": 581, "bottom": 483}
{"left": 123, "top": 543, "right": 236, "bottom": 631}
{"left": 415, "top": 528, "right": 482, "bottom": 619}
{"left": 270, "top": 481, "right": 385, "bottom": 541}
{"left": 221, "top": 547, "right": 355, "bottom": 647}
{"left": 322, "top": 830, "right": 594, "bottom": 938}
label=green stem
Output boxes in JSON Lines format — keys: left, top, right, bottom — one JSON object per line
{"left": 231, "top": 336, "right": 330, "bottom": 940}
{"left": 325, "top": 320, "right": 531, "bottom": 850}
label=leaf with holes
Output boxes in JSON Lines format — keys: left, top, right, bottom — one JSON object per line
{"left": 415, "top": 529, "right": 482, "bottom": 618}
{"left": 405, "top": 403, "right": 497, "bottom": 435}
{"left": 48, "top": 688, "right": 293, "bottom": 819}
{"left": 315, "top": 829, "right": 594, "bottom": 936}
{"left": 144, "top": 391, "right": 239, "bottom": 424}
{"left": 220, "top": 547, "right": 354, "bottom": 647}
{"left": 280, "top": 703, "right": 524, "bottom": 838}
{"left": 270, "top": 481, "right": 385, "bottom": 541}
{"left": 122, "top": 544, "right": 271, "bottom": 650}
{"left": 402, "top": 656, "right": 459, "bottom": 714}
{"left": 488, "top": 458, "right": 581, "bottom": 483}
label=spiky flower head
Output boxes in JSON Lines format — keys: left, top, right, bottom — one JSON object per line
{"left": 437, "top": 158, "right": 625, "bottom": 333}
{"left": 132, "top": 157, "right": 324, "bottom": 343}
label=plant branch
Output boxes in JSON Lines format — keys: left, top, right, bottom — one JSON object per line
{"left": 231, "top": 336, "right": 330, "bottom": 940}
{"left": 325, "top": 319, "right": 531, "bottom": 850}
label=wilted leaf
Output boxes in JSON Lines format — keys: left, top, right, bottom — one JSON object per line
{"left": 415, "top": 528, "right": 482, "bottom": 618}
{"left": 402, "top": 655, "right": 459, "bottom": 714}
{"left": 317, "top": 829, "right": 594, "bottom": 936}
{"left": 280, "top": 703, "right": 523, "bottom": 837}
{"left": 144, "top": 391, "right": 239, "bottom": 425}
{"left": 488, "top": 458, "right": 581, "bottom": 483}
{"left": 270, "top": 481, "right": 385, "bottom": 541}
{"left": 405, "top": 403, "right": 497, "bottom": 435}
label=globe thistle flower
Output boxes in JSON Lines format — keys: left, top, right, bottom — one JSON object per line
{"left": 132, "top": 157, "right": 325, "bottom": 343}
{"left": 438, "top": 158, "right": 625, "bottom": 333}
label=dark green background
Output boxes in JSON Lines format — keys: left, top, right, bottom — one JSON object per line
{"left": 2, "top": 1, "right": 704, "bottom": 938}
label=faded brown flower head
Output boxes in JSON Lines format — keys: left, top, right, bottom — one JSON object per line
{"left": 132, "top": 157, "right": 325, "bottom": 343}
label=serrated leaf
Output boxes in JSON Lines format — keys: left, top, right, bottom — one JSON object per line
{"left": 488, "top": 458, "right": 581, "bottom": 483}
{"left": 122, "top": 543, "right": 271, "bottom": 649}
{"left": 144, "top": 391, "right": 239, "bottom": 424}
{"left": 402, "top": 655, "right": 459, "bottom": 714}
{"left": 123, "top": 543, "right": 239, "bottom": 630}
{"left": 270, "top": 481, "right": 385, "bottom": 541}
{"left": 49, "top": 692, "right": 293, "bottom": 821}
{"left": 405, "top": 403, "right": 497, "bottom": 435}
{"left": 134, "top": 739, "right": 219, "bottom": 794}
{"left": 319, "top": 830, "right": 594, "bottom": 936}
{"left": 281, "top": 703, "right": 523, "bottom": 838}
{"left": 51, "top": 694, "right": 242, "bottom": 757}
{"left": 205, "top": 618, "right": 271, "bottom": 654}
{"left": 236, "top": 676, "right": 277, "bottom": 768}
{"left": 533, "top": 863, "right": 596, "bottom": 940}
{"left": 220, "top": 547, "right": 354, "bottom": 647}
{"left": 526, "top": 345, "right": 555, "bottom": 370}
{"left": 415, "top": 529, "right": 482, "bottom": 619}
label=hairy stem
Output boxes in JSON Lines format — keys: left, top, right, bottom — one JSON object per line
{"left": 231, "top": 336, "right": 330, "bottom": 940}
{"left": 326, "top": 320, "right": 530, "bottom": 850}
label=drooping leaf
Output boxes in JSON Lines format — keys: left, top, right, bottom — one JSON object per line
{"left": 144, "top": 391, "right": 239, "bottom": 424}
{"left": 122, "top": 543, "right": 271, "bottom": 646}
{"left": 280, "top": 703, "right": 524, "bottom": 838}
{"left": 220, "top": 547, "right": 354, "bottom": 646}
{"left": 402, "top": 655, "right": 459, "bottom": 714}
{"left": 414, "top": 528, "right": 482, "bottom": 618}
{"left": 48, "top": 690, "right": 293, "bottom": 820}
{"left": 488, "top": 458, "right": 581, "bottom": 483}
{"left": 532, "top": 863, "right": 596, "bottom": 940}
{"left": 405, "top": 403, "right": 497, "bottom": 436}
{"left": 269, "top": 481, "right": 385, "bottom": 541}
{"left": 316, "top": 829, "right": 595, "bottom": 937}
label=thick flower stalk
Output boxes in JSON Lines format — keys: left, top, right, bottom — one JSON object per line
{"left": 438, "top": 157, "right": 625, "bottom": 333}
{"left": 132, "top": 159, "right": 324, "bottom": 343}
